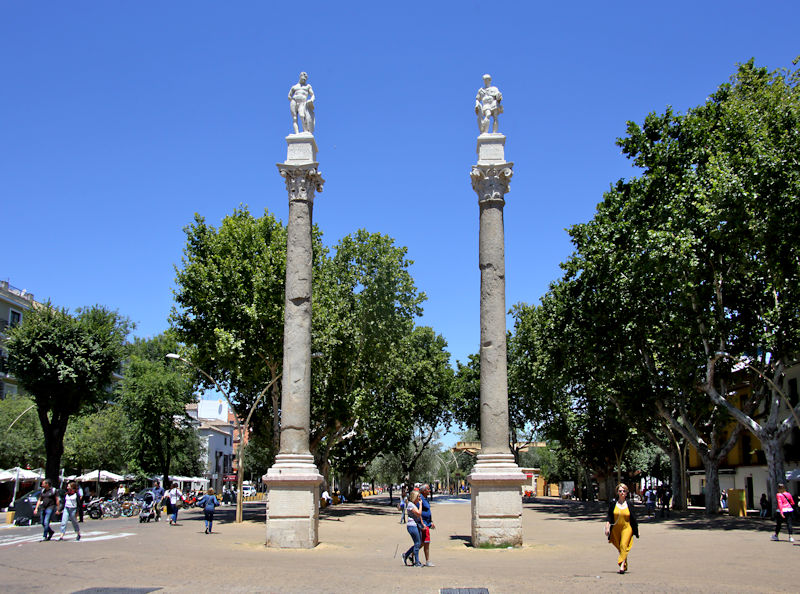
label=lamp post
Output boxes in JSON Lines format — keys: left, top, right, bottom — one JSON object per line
{"left": 166, "top": 353, "right": 282, "bottom": 523}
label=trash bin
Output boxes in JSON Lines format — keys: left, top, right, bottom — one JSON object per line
{"left": 727, "top": 489, "right": 747, "bottom": 517}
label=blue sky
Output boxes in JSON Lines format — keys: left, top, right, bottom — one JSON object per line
{"left": 3, "top": 2, "right": 798, "bottom": 374}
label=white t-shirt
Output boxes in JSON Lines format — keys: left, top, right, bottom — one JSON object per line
{"left": 64, "top": 492, "right": 79, "bottom": 509}
{"left": 169, "top": 488, "right": 182, "bottom": 505}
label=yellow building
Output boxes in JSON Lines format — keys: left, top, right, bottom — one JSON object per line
{"left": 687, "top": 364, "right": 800, "bottom": 509}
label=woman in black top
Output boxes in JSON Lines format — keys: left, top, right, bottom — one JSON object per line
{"left": 604, "top": 483, "right": 639, "bottom": 573}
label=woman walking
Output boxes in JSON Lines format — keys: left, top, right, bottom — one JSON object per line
{"left": 401, "top": 490, "right": 423, "bottom": 567}
{"left": 58, "top": 481, "right": 81, "bottom": 541}
{"left": 168, "top": 482, "right": 183, "bottom": 525}
{"left": 771, "top": 483, "right": 795, "bottom": 542}
{"left": 604, "top": 483, "right": 639, "bottom": 574}
{"left": 196, "top": 488, "right": 220, "bottom": 534}
{"left": 33, "top": 479, "right": 59, "bottom": 541}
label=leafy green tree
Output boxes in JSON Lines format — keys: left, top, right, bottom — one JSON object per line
{"left": 171, "top": 207, "right": 291, "bottom": 456}
{"left": 311, "top": 231, "right": 434, "bottom": 496}
{"left": 63, "top": 405, "right": 129, "bottom": 473}
{"left": 0, "top": 394, "right": 45, "bottom": 469}
{"left": 118, "top": 334, "right": 197, "bottom": 486}
{"left": 6, "top": 304, "right": 131, "bottom": 482}
{"left": 592, "top": 58, "right": 800, "bottom": 509}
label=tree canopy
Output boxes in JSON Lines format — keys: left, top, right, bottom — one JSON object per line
{"left": 6, "top": 303, "right": 131, "bottom": 482}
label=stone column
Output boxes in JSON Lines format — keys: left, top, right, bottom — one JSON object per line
{"left": 264, "top": 131, "right": 324, "bottom": 548}
{"left": 467, "top": 132, "right": 526, "bottom": 547}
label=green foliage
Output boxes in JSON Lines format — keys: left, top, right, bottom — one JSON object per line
{"left": 6, "top": 303, "right": 131, "bottom": 481}
{"left": 171, "top": 207, "right": 290, "bottom": 450}
{"left": 118, "top": 333, "right": 197, "bottom": 484}
{"left": 312, "top": 231, "right": 447, "bottom": 479}
{"left": 63, "top": 405, "right": 129, "bottom": 472}
{"left": 0, "top": 394, "right": 45, "bottom": 469}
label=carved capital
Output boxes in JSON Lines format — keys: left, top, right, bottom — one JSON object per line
{"left": 278, "top": 166, "right": 325, "bottom": 202}
{"left": 471, "top": 164, "right": 513, "bottom": 204}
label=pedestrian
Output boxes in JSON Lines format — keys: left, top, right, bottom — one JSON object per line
{"left": 401, "top": 489, "right": 423, "bottom": 567}
{"left": 659, "top": 485, "right": 672, "bottom": 518}
{"left": 419, "top": 484, "right": 436, "bottom": 567}
{"left": 398, "top": 492, "right": 407, "bottom": 524}
{"left": 196, "top": 488, "right": 220, "bottom": 534}
{"left": 33, "top": 479, "right": 59, "bottom": 541}
{"left": 57, "top": 481, "right": 81, "bottom": 541}
{"left": 75, "top": 481, "right": 84, "bottom": 523}
{"left": 168, "top": 482, "right": 183, "bottom": 525}
{"left": 771, "top": 483, "right": 795, "bottom": 542}
{"left": 604, "top": 482, "right": 639, "bottom": 574}
{"left": 645, "top": 486, "right": 656, "bottom": 518}
{"left": 760, "top": 493, "right": 769, "bottom": 518}
{"left": 720, "top": 489, "right": 728, "bottom": 510}
{"left": 152, "top": 480, "right": 165, "bottom": 522}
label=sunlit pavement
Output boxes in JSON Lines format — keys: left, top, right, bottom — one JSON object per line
{"left": 0, "top": 497, "right": 795, "bottom": 593}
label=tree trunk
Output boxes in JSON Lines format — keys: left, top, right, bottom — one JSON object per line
{"left": 669, "top": 444, "right": 685, "bottom": 511}
{"left": 761, "top": 435, "right": 785, "bottom": 519}
{"left": 162, "top": 449, "right": 172, "bottom": 491}
{"left": 702, "top": 456, "right": 720, "bottom": 515}
{"left": 341, "top": 471, "right": 358, "bottom": 501}
{"left": 40, "top": 410, "right": 67, "bottom": 484}
{"left": 317, "top": 458, "right": 331, "bottom": 493}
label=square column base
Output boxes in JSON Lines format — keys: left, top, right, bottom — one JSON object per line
{"left": 264, "top": 455, "right": 323, "bottom": 548}
{"left": 468, "top": 458, "right": 526, "bottom": 547}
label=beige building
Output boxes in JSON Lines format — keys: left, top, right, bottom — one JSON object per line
{"left": 0, "top": 279, "right": 37, "bottom": 400}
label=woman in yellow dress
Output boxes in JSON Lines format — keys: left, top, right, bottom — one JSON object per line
{"left": 604, "top": 482, "right": 639, "bottom": 573}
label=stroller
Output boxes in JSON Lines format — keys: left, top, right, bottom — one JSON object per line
{"left": 138, "top": 491, "right": 156, "bottom": 523}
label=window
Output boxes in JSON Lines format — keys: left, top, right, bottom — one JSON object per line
{"left": 9, "top": 310, "right": 21, "bottom": 327}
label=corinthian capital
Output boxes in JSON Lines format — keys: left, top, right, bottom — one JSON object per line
{"left": 278, "top": 166, "right": 325, "bottom": 202}
{"left": 471, "top": 164, "right": 513, "bottom": 204}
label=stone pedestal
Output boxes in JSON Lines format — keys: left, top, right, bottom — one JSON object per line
{"left": 468, "top": 131, "right": 526, "bottom": 547}
{"left": 468, "top": 454, "right": 526, "bottom": 547}
{"left": 264, "top": 132, "right": 324, "bottom": 548}
{"left": 264, "top": 454, "right": 322, "bottom": 548}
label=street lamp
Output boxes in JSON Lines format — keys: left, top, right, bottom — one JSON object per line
{"left": 166, "top": 353, "right": 282, "bottom": 523}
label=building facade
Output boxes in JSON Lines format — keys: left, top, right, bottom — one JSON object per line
{"left": 186, "top": 399, "right": 235, "bottom": 493}
{"left": 688, "top": 363, "right": 800, "bottom": 508}
{"left": 0, "top": 279, "right": 37, "bottom": 400}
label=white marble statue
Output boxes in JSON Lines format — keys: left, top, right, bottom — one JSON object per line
{"left": 475, "top": 74, "right": 503, "bottom": 134}
{"left": 289, "top": 72, "right": 315, "bottom": 134}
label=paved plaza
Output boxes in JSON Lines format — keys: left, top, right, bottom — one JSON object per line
{"left": 1, "top": 496, "right": 795, "bottom": 593}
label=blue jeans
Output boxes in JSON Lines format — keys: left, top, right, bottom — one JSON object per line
{"left": 203, "top": 510, "right": 215, "bottom": 532}
{"left": 60, "top": 507, "right": 80, "bottom": 536}
{"left": 41, "top": 507, "right": 54, "bottom": 539}
{"left": 170, "top": 502, "right": 179, "bottom": 524}
{"left": 404, "top": 524, "right": 421, "bottom": 565}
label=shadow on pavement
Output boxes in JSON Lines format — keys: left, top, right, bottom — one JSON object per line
{"left": 73, "top": 589, "right": 161, "bottom": 593}
{"left": 526, "top": 497, "right": 775, "bottom": 532}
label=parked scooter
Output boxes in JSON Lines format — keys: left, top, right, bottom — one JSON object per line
{"left": 84, "top": 496, "right": 104, "bottom": 520}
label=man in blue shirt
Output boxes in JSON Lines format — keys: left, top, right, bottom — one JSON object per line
{"left": 419, "top": 484, "right": 436, "bottom": 567}
{"left": 152, "top": 480, "right": 165, "bottom": 522}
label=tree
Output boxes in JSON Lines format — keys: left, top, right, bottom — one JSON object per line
{"left": 0, "top": 394, "right": 45, "bottom": 470}
{"left": 63, "top": 405, "right": 129, "bottom": 474}
{"left": 171, "top": 207, "right": 291, "bottom": 456}
{"left": 118, "top": 334, "right": 198, "bottom": 486}
{"left": 310, "top": 230, "right": 431, "bottom": 496}
{"left": 6, "top": 304, "right": 131, "bottom": 482}
{"left": 610, "top": 58, "right": 800, "bottom": 509}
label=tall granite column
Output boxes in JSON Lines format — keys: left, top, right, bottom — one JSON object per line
{"left": 264, "top": 74, "right": 324, "bottom": 548}
{"left": 467, "top": 74, "right": 526, "bottom": 547}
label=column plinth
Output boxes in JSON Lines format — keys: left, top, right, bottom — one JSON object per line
{"left": 264, "top": 132, "right": 324, "bottom": 549}
{"left": 468, "top": 133, "right": 526, "bottom": 548}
